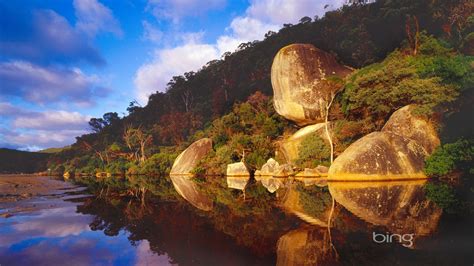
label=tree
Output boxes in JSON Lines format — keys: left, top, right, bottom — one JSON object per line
{"left": 405, "top": 15, "right": 420, "bottom": 56}
{"left": 123, "top": 126, "right": 153, "bottom": 163}
{"left": 324, "top": 91, "right": 337, "bottom": 164}
{"left": 299, "top": 16, "right": 312, "bottom": 24}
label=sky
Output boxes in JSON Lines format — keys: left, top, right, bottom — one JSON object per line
{"left": 0, "top": 0, "right": 346, "bottom": 151}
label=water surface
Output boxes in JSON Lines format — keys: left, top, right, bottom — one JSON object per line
{"left": 0, "top": 176, "right": 472, "bottom": 265}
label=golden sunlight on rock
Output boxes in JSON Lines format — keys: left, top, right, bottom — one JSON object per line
{"left": 170, "top": 138, "right": 213, "bottom": 175}
{"left": 271, "top": 44, "right": 352, "bottom": 126}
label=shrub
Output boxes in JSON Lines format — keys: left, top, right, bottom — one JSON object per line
{"left": 424, "top": 139, "right": 474, "bottom": 176}
{"left": 296, "top": 134, "right": 330, "bottom": 168}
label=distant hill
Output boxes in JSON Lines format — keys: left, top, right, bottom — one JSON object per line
{"left": 39, "top": 146, "right": 70, "bottom": 154}
{"left": 0, "top": 148, "right": 50, "bottom": 174}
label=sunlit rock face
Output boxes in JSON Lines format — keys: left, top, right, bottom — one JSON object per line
{"left": 382, "top": 105, "right": 440, "bottom": 154}
{"left": 278, "top": 123, "right": 327, "bottom": 163}
{"left": 328, "top": 180, "right": 442, "bottom": 243}
{"left": 169, "top": 175, "right": 213, "bottom": 211}
{"left": 271, "top": 44, "right": 352, "bottom": 126}
{"left": 329, "top": 132, "right": 428, "bottom": 179}
{"left": 276, "top": 227, "right": 335, "bottom": 266}
{"left": 255, "top": 158, "right": 280, "bottom": 177}
{"left": 226, "top": 162, "right": 249, "bottom": 176}
{"left": 329, "top": 105, "right": 439, "bottom": 180}
{"left": 170, "top": 138, "right": 213, "bottom": 175}
{"left": 295, "top": 165, "right": 329, "bottom": 177}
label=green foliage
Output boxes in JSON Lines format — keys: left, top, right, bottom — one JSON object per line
{"left": 196, "top": 92, "right": 288, "bottom": 174}
{"left": 424, "top": 139, "right": 474, "bottom": 176}
{"left": 296, "top": 134, "right": 330, "bottom": 168}
{"left": 424, "top": 183, "right": 459, "bottom": 213}
{"left": 342, "top": 35, "right": 472, "bottom": 126}
{"left": 140, "top": 152, "right": 177, "bottom": 175}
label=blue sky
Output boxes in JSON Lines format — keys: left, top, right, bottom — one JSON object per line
{"left": 0, "top": 0, "right": 345, "bottom": 150}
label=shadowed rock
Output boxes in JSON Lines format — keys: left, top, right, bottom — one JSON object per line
{"left": 170, "top": 138, "right": 213, "bottom": 175}
{"left": 271, "top": 44, "right": 352, "bottom": 126}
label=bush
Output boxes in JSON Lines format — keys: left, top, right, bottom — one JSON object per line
{"left": 296, "top": 134, "right": 330, "bottom": 168}
{"left": 342, "top": 34, "right": 471, "bottom": 125}
{"left": 424, "top": 139, "right": 474, "bottom": 176}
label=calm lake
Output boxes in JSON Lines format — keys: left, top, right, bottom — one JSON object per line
{"left": 0, "top": 176, "right": 472, "bottom": 265}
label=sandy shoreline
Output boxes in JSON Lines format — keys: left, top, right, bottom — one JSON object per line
{"left": 0, "top": 175, "right": 75, "bottom": 204}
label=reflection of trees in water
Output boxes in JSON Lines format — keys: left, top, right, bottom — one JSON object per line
{"left": 76, "top": 196, "right": 299, "bottom": 265}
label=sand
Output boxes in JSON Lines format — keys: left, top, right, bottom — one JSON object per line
{"left": 0, "top": 175, "right": 75, "bottom": 204}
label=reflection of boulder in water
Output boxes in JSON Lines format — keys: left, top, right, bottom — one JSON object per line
{"left": 280, "top": 182, "right": 335, "bottom": 227}
{"left": 169, "top": 175, "right": 213, "bottom": 211}
{"left": 328, "top": 180, "right": 442, "bottom": 239}
{"left": 277, "top": 226, "right": 336, "bottom": 266}
{"left": 226, "top": 175, "right": 250, "bottom": 190}
{"left": 259, "top": 177, "right": 285, "bottom": 193}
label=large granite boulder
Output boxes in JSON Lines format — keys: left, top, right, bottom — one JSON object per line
{"left": 382, "top": 105, "right": 440, "bottom": 154}
{"left": 226, "top": 162, "right": 249, "bottom": 176}
{"left": 329, "top": 105, "right": 440, "bottom": 180}
{"left": 170, "top": 138, "right": 213, "bottom": 175}
{"left": 328, "top": 132, "right": 427, "bottom": 180}
{"left": 278, "top": 123, "right": 327, "bottom": 163}
{"left": 271, "top": 44, "right": 352, "bottom": 125}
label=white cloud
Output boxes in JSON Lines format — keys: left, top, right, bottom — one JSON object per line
{"left": 0, "top": 60, "right": 108, "bottom": 106}
{"left": 134, "top": 0, "right": 346, "bottom": 104}
{"left": 0, "top": 103, "right": 92, "bottom": 150}
{"left": 13, "top": 111, "right": 91, "bottom": 131}
{"left": 147, "top": 0, "right": 226, "bottom": 23}
{"left": 1, "top": 128, "right": 89, "bottom": 150}
{"left": 247, "top": 0, "right": 346, "bottom": 25}
{"left": 73, "top": 0, "right": 123, "bottom": 37}
{"left": 142, "top": 21, "right": 163, "bottom": 43}
{"left": 134, "top": 42, "right": 219, "bottom": 103}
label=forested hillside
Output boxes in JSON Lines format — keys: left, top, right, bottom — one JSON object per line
{"left": 47, "top": 0, "right": 473, "bottom": 178}
{"left": 0, "top": 148, "right": 50, "bottom": 174}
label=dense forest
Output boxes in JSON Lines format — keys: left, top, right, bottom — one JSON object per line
{"left": 11, "top": 0, "right": 469, "bottom": 182}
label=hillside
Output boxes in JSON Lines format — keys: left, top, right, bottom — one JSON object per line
{"left": 0, "top": 148, "right": 50, "bottom": 174}
{"left": 46, "top": 0, "right": 473, "bottom": 179}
